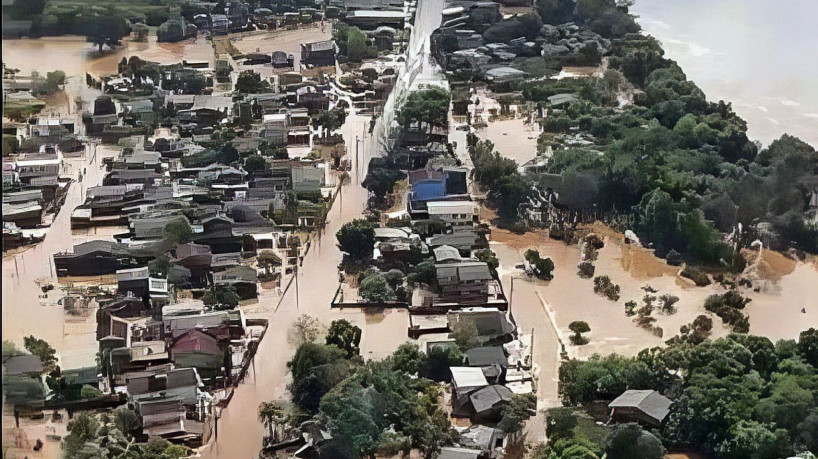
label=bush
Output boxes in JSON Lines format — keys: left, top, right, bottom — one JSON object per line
{"left": 577, "top": 261, "right": 595, "bottom": 278}
{"left": 704, "top": 291, "right": 751, "bottom": 332}
{"left": 202, "top": 284, "right": 241, "bottom": 310}
{"left": 593, "top": 275, "right": 620, "bottom": 301}
{"left": 659, "top": 294, "right": 679, "bottom": 314}
{"left": 525, "top": 249, "right": 555, "bottom": 280}
{"left": 545, "top": 408, "right": 579, "bottom": 441}
{"left": 604, "top": 424, "right": 665, "bottom": 459}
{"left": 359, "top": 273, "right": 397, "bottom": 303}
{"left": 80, "top": 385, "right": 101, "bottom": 398}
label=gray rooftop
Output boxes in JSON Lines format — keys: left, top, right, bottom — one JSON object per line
{"left": 608, "top": 389, "right": 672, "bottom": 423}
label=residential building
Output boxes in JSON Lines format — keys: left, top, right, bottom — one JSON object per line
{"left": 608, "top": 390, "right": 672, "bottom": 427}
{"left": 300, "top": 40, "right": 337, "bottom": 68}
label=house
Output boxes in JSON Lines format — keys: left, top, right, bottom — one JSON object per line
{"left": 450, "top": 366, "right": 489, "bottom": 417}
{"left": 300, "top": 40, "right": 336, "bottom": 68}
{"left": 213, "top": 265, "right": 258, "bottom": 299}
{"left": 169, "top": 328, "right": 229, "bottom": 380}
{"left": 427, "top": 230, "right": 487, "bottom": 254}
{"left": 54, "top": 241, "right": 122, "bottom": 276}
{"left": 433, "top": 244, "right": 468, "bottom": 263}
{"left": 117, "top": 266, "right": 150, "bottom": 298}
{"left": 464, "top": 346, "right": 507, "bottom": 369}
{"left": 135, "top": 398, "right": 203, "bottom": 444}
{"left": 14, "top": 152, "right": 61, "bottom": 185}
{"left": 608, "top": 390, "right": 672, "bottom": 427}
{"left": 436, "top": 261, "right": 492, "bottom": 305}
{"left": 469, "top": 384, "right": 513, "bottom": 422}
{"left": 96, "top": 295, "right": 151, "bottom": 344}
{"left": 426, "top": 201, "right": 479, "bottom": 230}
{"left": 448, "top": 309, "right": 515, "bottom": 344}
{"left": 211, "top": 14, "right": 230, "bottom": 35}
{"left": 344, "top": 9, "right": 405, "bottom": 29}
{"left": 457, "top": 424, "right": 505, "bottom": 455}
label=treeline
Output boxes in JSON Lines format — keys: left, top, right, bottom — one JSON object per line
{"left": 517, "top": 0, "right": 818, "bottom": 261}
{"left": 556, "top": 329, "right": 818, "bottom": 458}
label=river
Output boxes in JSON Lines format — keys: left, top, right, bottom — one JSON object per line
{"left": 632, "top": 0, "right": 818, "bottom": 147}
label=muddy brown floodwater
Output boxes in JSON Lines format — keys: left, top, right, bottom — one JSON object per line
{"left": 487, "top": 211, "right": 818, "bottom": 361}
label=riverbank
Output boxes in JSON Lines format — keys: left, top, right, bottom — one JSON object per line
{"left": 632, "top": 0, "right": 818, "bottom": 147}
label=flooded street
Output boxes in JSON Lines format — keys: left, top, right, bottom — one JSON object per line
{"left": 200, "top": 109, "right": 412, "bottom": 459}
{"left": 2, "top": 145, "right": 121, "bottom": 369}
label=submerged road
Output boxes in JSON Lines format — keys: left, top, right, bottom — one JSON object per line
{"left": 202, "top": 2, "right": 449, "bottom": 457}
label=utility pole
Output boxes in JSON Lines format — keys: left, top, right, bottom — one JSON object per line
{"left": 294, "top": 258, "right": 300, "bottom": 311}
{"left": 508, "top": 276, "right": 514, "bottom": 315}
{"left": 355, "top": 135, "right": 360, "bottom": 184}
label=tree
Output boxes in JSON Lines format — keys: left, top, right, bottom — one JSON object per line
{"left": 424, "top": 345, "right": 463, "bottom": 381}
{"left": 157, "top": 19, "right": 186, "bottom": 43}
{"left": 311, "top": 108, "right": 346, "bottom": 132}
{"left": 132, "top": 23, "right": 149, "bottom": 42}
{"left": 149, "top": 254, "right": 171, "bottom": 276}
{"left": 359, "top": 273, "right": 397, "bottom": 303}
{"left": 346, "top": 27, "right": 368, "bottom": 62}
{"left": 797, "top": 413, "right": 818, "bottom": 453}
{"left": 797, "top": 328, "right": 818, "bottom": 367}
{"left": 399, "top": 87, "right": 451, "bottom": 134}
{"left": 407, "top": 260, "right": 438, "bottom": 289}
{"left": 84, "top": 15, "right": 129, "bottom": 52}
{"left": 287, "top": 343, "right": 356, "bottom": 413}
{"left": 319, "top": 360, "right": 455, "bottom": 459}
{"left": 659, "top": 294, "right": 679, "bottom": 314}
{"left": 525, "top": 249, "right": 555, "bottom": 280}
{"left": 451, "top": 319, "right": 479, "bottom": 350}
{"left": 491, "top": 175, "right": 532, "bottom": 220}
{"left": 258, "top": 401, "right": 287, "bottom": 443}
{"left": 23, "top": 335, "right": 57, "bottom": 370}
{"left": 325, "top": 319, "right": 362, "bottom": 358}
{"left": 391, "top": 342, "right": 425, "bottom": 375}
{"left": 244, "top": 154, "right": 267, "bottom": 174}
{"left": 44, "top": 70, "right": 66, "bottom": 94}
{"left": 163, "top": 219, "right": 194, "bottom": 245}
{"left": 202, "top": 284, "right": 240, "bottom": 310}
{"left": 235, "top": 70, "right": 270, "bottom": 94}
{"left": 474, "top": 249, "right": 499, "bottom": 278}
{"left": 604, "top": 424, "right": 665, "bottom": 459}
{"left": 288, "top": 314, "right": 322, "bottom": 345}
{"left": 2, "top": 340, "right": 23, "bottom": 362}
{"left": 64, "top": 412, "right": 100, "bottom": 457}
{"left": 362, "top": 168, "right": 405, "bottom": 207}
{"left": 498, "top": 393, "right": 537, "bottom": 433}
{"left": 569, "top": 321, "right": 591, "bottom": 345}
{"left": 336, "top": 219, "right": 376, "bottom": 261}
